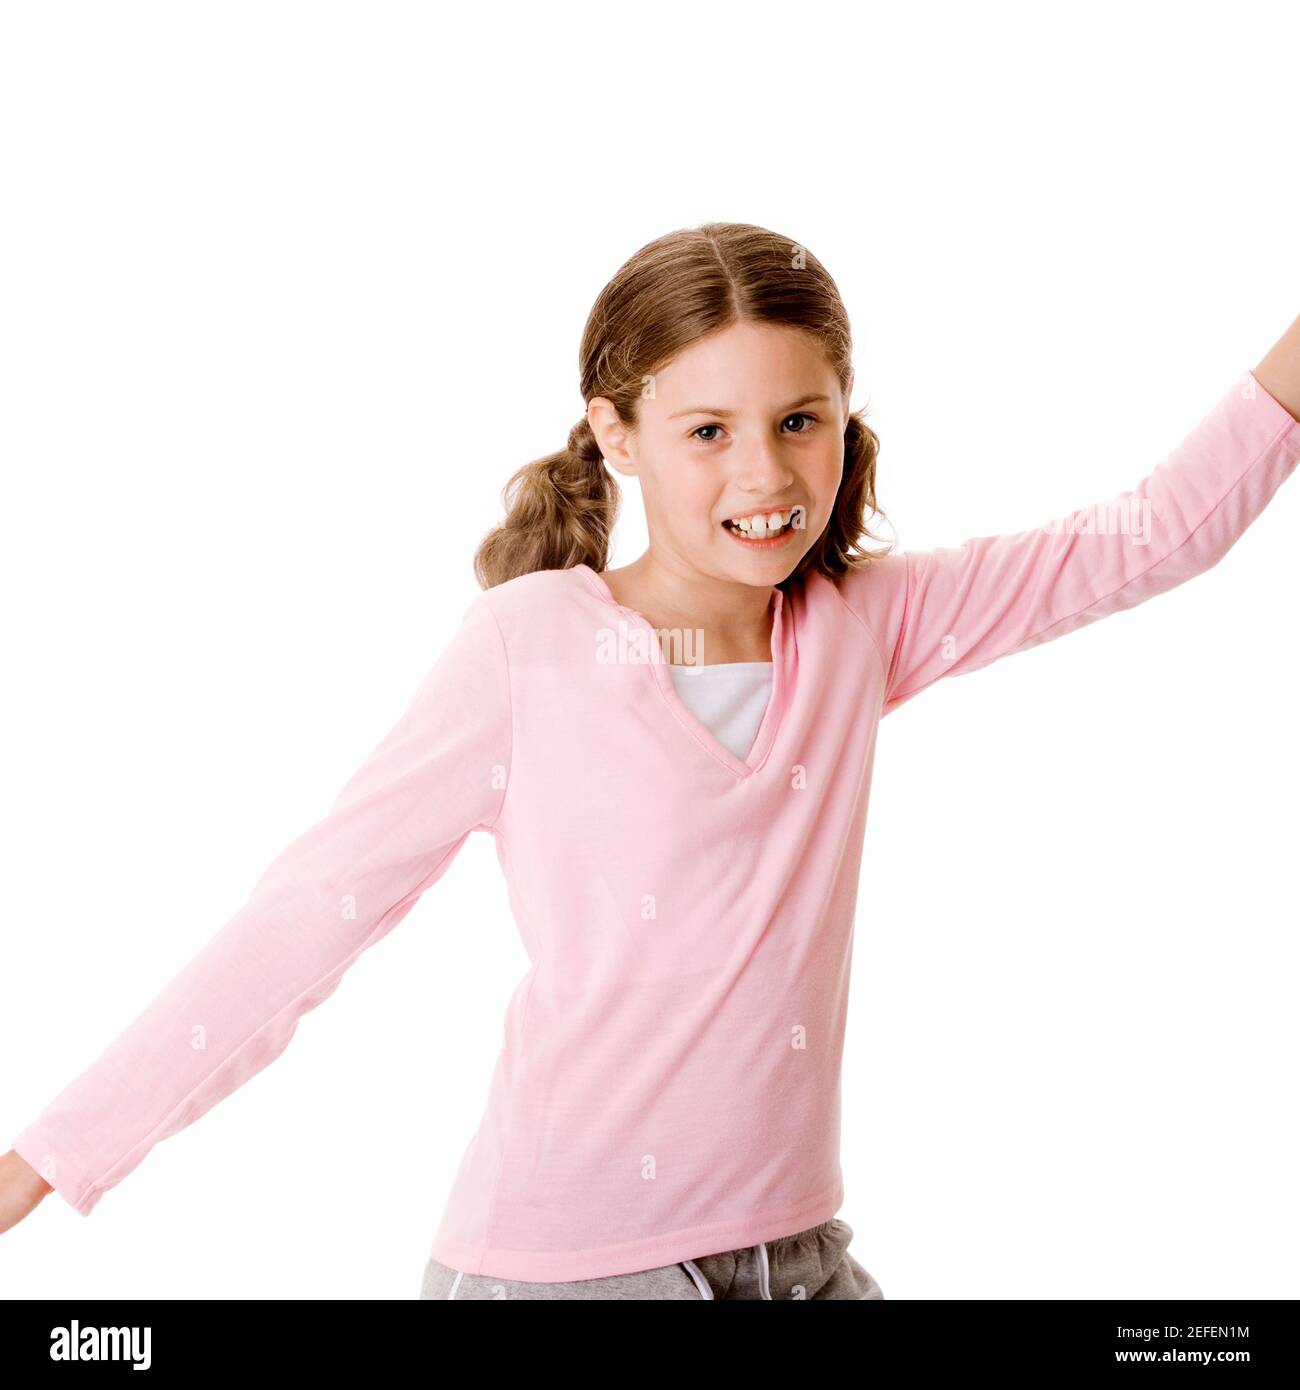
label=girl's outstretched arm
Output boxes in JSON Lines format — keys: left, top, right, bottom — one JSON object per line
{"left": 5, "top": 591, "right": 512, "bottom": 1221}
{"left": 840, "top": 327, "right": 1300, "bottom": 716}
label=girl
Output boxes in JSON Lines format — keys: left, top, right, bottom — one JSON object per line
{"left": 4, "top": 223, "right": 1299, "bottom": 1301}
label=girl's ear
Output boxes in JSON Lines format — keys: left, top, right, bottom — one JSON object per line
{"left": 589, "top": 396, "right": 639, "bottom": 480}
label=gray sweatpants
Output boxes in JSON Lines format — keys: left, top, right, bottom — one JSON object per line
{"left": 419, "top": 1217, "right": 885, "bottom": 1300}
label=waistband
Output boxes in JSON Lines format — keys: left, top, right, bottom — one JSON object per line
{"left": 767, "top": 1217, "right": 839, "bottom": 1247}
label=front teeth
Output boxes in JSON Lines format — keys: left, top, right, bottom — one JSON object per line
{"left": 728, "top": 505, "right": 804, "bottom": 537}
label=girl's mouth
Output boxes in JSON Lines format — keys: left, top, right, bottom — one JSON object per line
{"left": 721, "top": 504, "right": 806, "bottom": 548}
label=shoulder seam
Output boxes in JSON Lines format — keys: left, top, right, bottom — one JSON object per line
{"left": 885, "top": 549, "right": 915, "bottom": 708}
{"left": 474, "top": 592, "right": 513, "bottom": 832}
{"left": 826, "top": 563, "right": 893, "bottom": 689}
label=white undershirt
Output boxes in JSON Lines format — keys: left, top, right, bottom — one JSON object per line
{"left": 666, "top": 661, "right": 773, "bottom": 761}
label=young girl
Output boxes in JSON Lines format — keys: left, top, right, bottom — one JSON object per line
{"left": 4, "top": 222, "right": 1299, "bottom": 1301}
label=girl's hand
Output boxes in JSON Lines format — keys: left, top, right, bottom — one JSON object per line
{"left": 0, "top": 1149, "right": 56, "bottom": 1235}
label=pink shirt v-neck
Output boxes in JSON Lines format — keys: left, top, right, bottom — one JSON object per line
{"left": 13, "top": 371, "right": 1300, "bottom": 1281}
{"left": 667, "top": 661, "right": 773, "bottom": 761}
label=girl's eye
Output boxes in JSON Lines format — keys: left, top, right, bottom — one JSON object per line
{"left": 691, "top": 413, "right": 818, "bottom": 443}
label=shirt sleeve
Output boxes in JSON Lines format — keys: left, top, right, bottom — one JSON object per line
{"left": 10, "top": 590, "right": 512, "bottom": 1215}
{"left": 840, "top": 370, "right": 1300, "bottom": 717}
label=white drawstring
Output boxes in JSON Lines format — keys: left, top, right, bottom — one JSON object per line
{"left": 681, "top": 1259, "right": 715, "bottom": 1299}
{"left": 753, "top": 1243, "right": 773, "bottom": 1299}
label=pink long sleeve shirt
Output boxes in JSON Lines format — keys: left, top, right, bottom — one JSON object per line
{"left": 13, "top": 371, "right": 1300, "bottom": 1281}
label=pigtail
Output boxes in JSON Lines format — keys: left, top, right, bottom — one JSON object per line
{"left": 473, "top": 417, "right": 621, "bottom": 590}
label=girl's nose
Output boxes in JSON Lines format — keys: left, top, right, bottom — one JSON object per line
{"left": 732, "top": 447, "right": 796, "bottom": 496}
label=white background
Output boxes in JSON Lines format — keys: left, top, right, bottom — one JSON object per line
{"left": 2, "top": 0, "right": 1297, "bottom": 1300}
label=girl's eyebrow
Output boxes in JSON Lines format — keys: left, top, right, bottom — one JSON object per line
{"left": 667, "top": 393, "right": 832, "bottom": 420}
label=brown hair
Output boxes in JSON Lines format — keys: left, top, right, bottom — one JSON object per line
{"left": 473, "top": 221, "right": 893, "bottom": 592}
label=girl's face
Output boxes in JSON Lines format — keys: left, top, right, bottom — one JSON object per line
{"left": 590, "top": 321, "right": 852, "bottom": 588}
